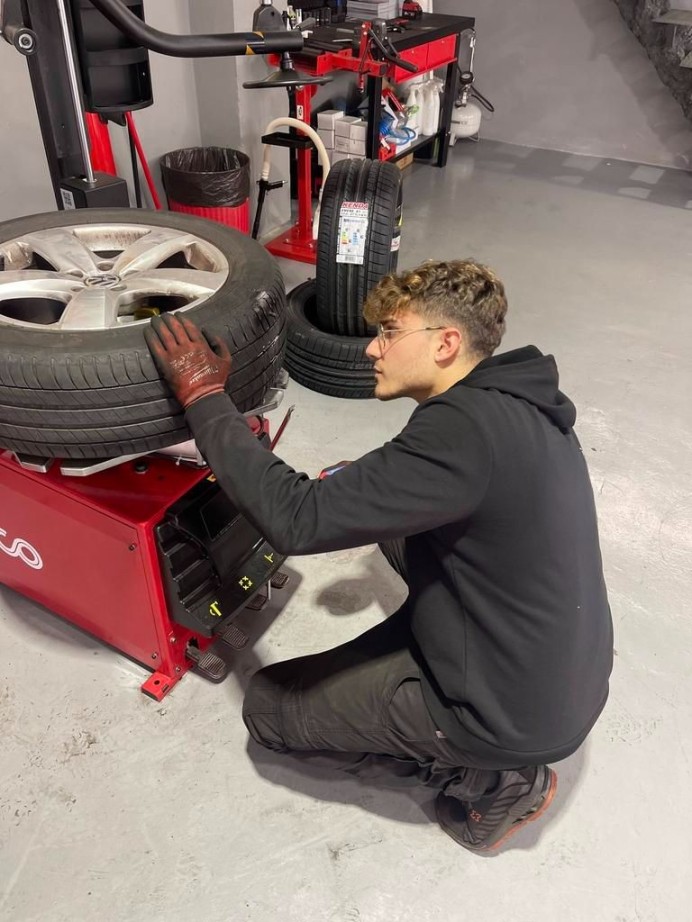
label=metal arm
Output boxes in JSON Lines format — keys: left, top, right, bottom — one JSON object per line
{"left": 0, "top": 0, "right": 38, "bottom": 54}
{"left": 367, "top": 23, "right": 418, "bottom": 73}
{"left": 87, "top": 0, "right": 303, "bottom": 58}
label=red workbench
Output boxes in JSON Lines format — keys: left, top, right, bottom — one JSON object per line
{"left": 264, "top": 12, "right": 475, "bottom": 264}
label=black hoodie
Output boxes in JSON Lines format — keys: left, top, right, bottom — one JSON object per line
{"left": 186, "top": 346, "right": 613, "bottom": 766}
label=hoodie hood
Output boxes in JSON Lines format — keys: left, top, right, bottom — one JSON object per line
{"left": 460, "top": 346, "right": 576, "bottom": 430}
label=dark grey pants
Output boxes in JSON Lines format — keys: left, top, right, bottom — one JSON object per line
{"left": 242, "top": 542, "right": 501, "bottom": 801}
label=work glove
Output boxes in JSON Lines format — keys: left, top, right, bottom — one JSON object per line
{"left": 144, "top": 313, "right": 232, "bottom": 409}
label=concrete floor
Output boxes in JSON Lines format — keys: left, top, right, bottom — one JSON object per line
{"left": 1, "top": 140, "right": 692, "bottom": 921}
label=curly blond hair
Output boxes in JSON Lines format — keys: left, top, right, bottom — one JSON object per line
{"left": 363, "top": 259, "right": 508, "bottom": 357}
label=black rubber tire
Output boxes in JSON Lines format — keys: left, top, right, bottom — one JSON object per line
{"left": 315, "top": 158, "right": 402, "bottom": 338}
{"left": 284, "top": 280, "right": 375, "bottom": 399}
{"left": 0, "top": 209, "right": 287, "bottom": 459}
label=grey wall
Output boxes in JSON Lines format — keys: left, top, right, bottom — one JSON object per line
{"left": 3, "top": 0, "right": 689, "bottom": 226}
{"left": 0, "top": 46, "right": 55, "bottom": 219}
{"left": 190, "top": 0, "right": 294, "bottom": 237}
{"left": 437, "top": 0, "right": 692, "bottom": 168}
{"left": 0, "top": 0, "right": 201, "bottom": 221}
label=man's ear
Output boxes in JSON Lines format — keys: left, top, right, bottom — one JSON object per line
{"left": 437, "top": 327, "right": 464, "bottom": 362}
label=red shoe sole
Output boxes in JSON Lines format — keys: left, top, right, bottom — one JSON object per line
{"left": 487, "top": 768, "right": 558, "bottom": 852}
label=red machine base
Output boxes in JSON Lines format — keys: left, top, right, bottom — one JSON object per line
{"left": 264, "top": 223, "right": 317, "bottom": 265}
{"left": 0, "top": 442, "right": 284, "bottom": 700}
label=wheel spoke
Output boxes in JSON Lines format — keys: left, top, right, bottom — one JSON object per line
{"left": 120, "top": 268, "right": 224, "bottom": 300}
{"left": 56, "top": 288, "right": 122, "bottom": 331}
{"left": 113, "top": 231, "right": 211, "bottom": 276}
{"left": 21, "top": 230, "right": 101, "bottom": 275}
{"left": 0, "top": 271, "right": 78, "bottom": 302}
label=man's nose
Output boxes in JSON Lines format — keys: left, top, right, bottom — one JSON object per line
{"left": 365, "top": 336, "right": 380, "bottom": 361}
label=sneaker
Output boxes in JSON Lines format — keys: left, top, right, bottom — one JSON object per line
{"left": 435, "top": 765, "right": 557, "bottom": 853}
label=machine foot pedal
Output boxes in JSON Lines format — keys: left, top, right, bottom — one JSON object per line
{"left": 245, "top": 592, "right": 268, "bottom": 611}
{"left": 221, "top": 622, "right": 249, "bottom": 650}
{"left": 271, "top": 571, "right": 290, "bottom": 589}
{"left": 186, "top": 645, "right": 229, "bottom": 682}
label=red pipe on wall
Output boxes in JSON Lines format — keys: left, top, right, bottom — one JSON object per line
{"left": 85, "top": 113, "right": 117, "bottom": 175}
{"left": 125, "top": 112, "right": 162, "bottom": 210}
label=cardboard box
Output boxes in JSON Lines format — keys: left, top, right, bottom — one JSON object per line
{"left": 349, "top": 137, "right": 366, "bottom": 155}
{"left": 349, "top": 119, "right": 368, "bottom": 141}
{"left": 330, "top": 151, "right": 351, "bottom": 163}
{"left": 396, "top": 152, "right": 415, "bottom": 171}
{"left": 334, "top": 135, "right": 351, "bottom": 153}
{"left": 335, "top": 115, "right": 361, "bottom": 138}
{"left": 317, "top": 128, "right": 335, "bottom": 150}
{"left": 317, "top": 109, "right": 344, "bottom": 130}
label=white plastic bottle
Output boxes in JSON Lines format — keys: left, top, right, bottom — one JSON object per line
{"left": 407, "top": 84, "right": 421, "bottom": 134}
{"left": 422, "top": 79, "right": 442, "bottom": 136}
{"left": 418, "top": 80, "right": 431, "bottom": 136}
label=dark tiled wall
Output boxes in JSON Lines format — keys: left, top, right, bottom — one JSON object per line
{"left": 613, "top": 0, "right": 692, "bottom": 119}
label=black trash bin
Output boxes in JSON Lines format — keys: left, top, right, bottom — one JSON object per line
{"left": 160, "top": 147, "right": 251, "bottom": 233}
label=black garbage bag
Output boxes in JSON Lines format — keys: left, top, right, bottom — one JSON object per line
{"left": 160, "top": 147, "right": 251, "bottom": 208}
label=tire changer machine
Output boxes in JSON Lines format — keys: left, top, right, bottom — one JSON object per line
{"left": 0, "top": 0, "right": 320, "bottom": 700}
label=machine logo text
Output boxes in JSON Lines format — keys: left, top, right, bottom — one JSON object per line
{"left": 0, "top": 527, "right": 44, "bottom": 570}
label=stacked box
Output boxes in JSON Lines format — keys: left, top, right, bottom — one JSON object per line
{"left": 334, "top": 116, "right": 361, "bottom": 137}
{"left": 315, "top": 112, "right": 373, "bottom": 162}
{"left": 317, "top": 109, "right": 345, "bottom": 130}
{"left": 333, "top": 117, "right": 368, "bottom": 158}
{"left": 316, "top": 110, "right": 344, "bottom": 159}
{"left": 318, "top": 128, "right": 335, "bottom": 150}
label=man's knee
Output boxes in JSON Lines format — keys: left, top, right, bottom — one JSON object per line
{"left": 242, "top": 666, "right": 289, "bottom": 752}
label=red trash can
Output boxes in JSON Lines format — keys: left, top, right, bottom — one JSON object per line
{"left": 160, "top": 147, "right": 251, "bottom": 233}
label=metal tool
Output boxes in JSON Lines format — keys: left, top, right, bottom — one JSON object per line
{"left": 270, "top": 405, "right": 296, "bottom": 450}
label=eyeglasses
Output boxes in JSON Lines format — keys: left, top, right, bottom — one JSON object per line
{"left": 375, "top": 323, "right": 446, "bottom": 354}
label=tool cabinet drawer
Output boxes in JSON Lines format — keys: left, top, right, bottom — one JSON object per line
{"left": 425, "top": 34, "right": 458, "bottom": 70}
{"left": 391, "top": 44, "right": 428, "bottom": 82}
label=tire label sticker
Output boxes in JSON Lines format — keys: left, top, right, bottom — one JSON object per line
{"left": 336, "top": 201, "right": 370, "bottom": 265}
{"left": 60, "top": 188, "right": 76, "bottom": 210}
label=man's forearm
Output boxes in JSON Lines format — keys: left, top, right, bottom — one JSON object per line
{"left": 185, "top": 391, "right": 490, "bottom": 557}
{"left": 185, "top": 392, "right": 318, "bottom": 554}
